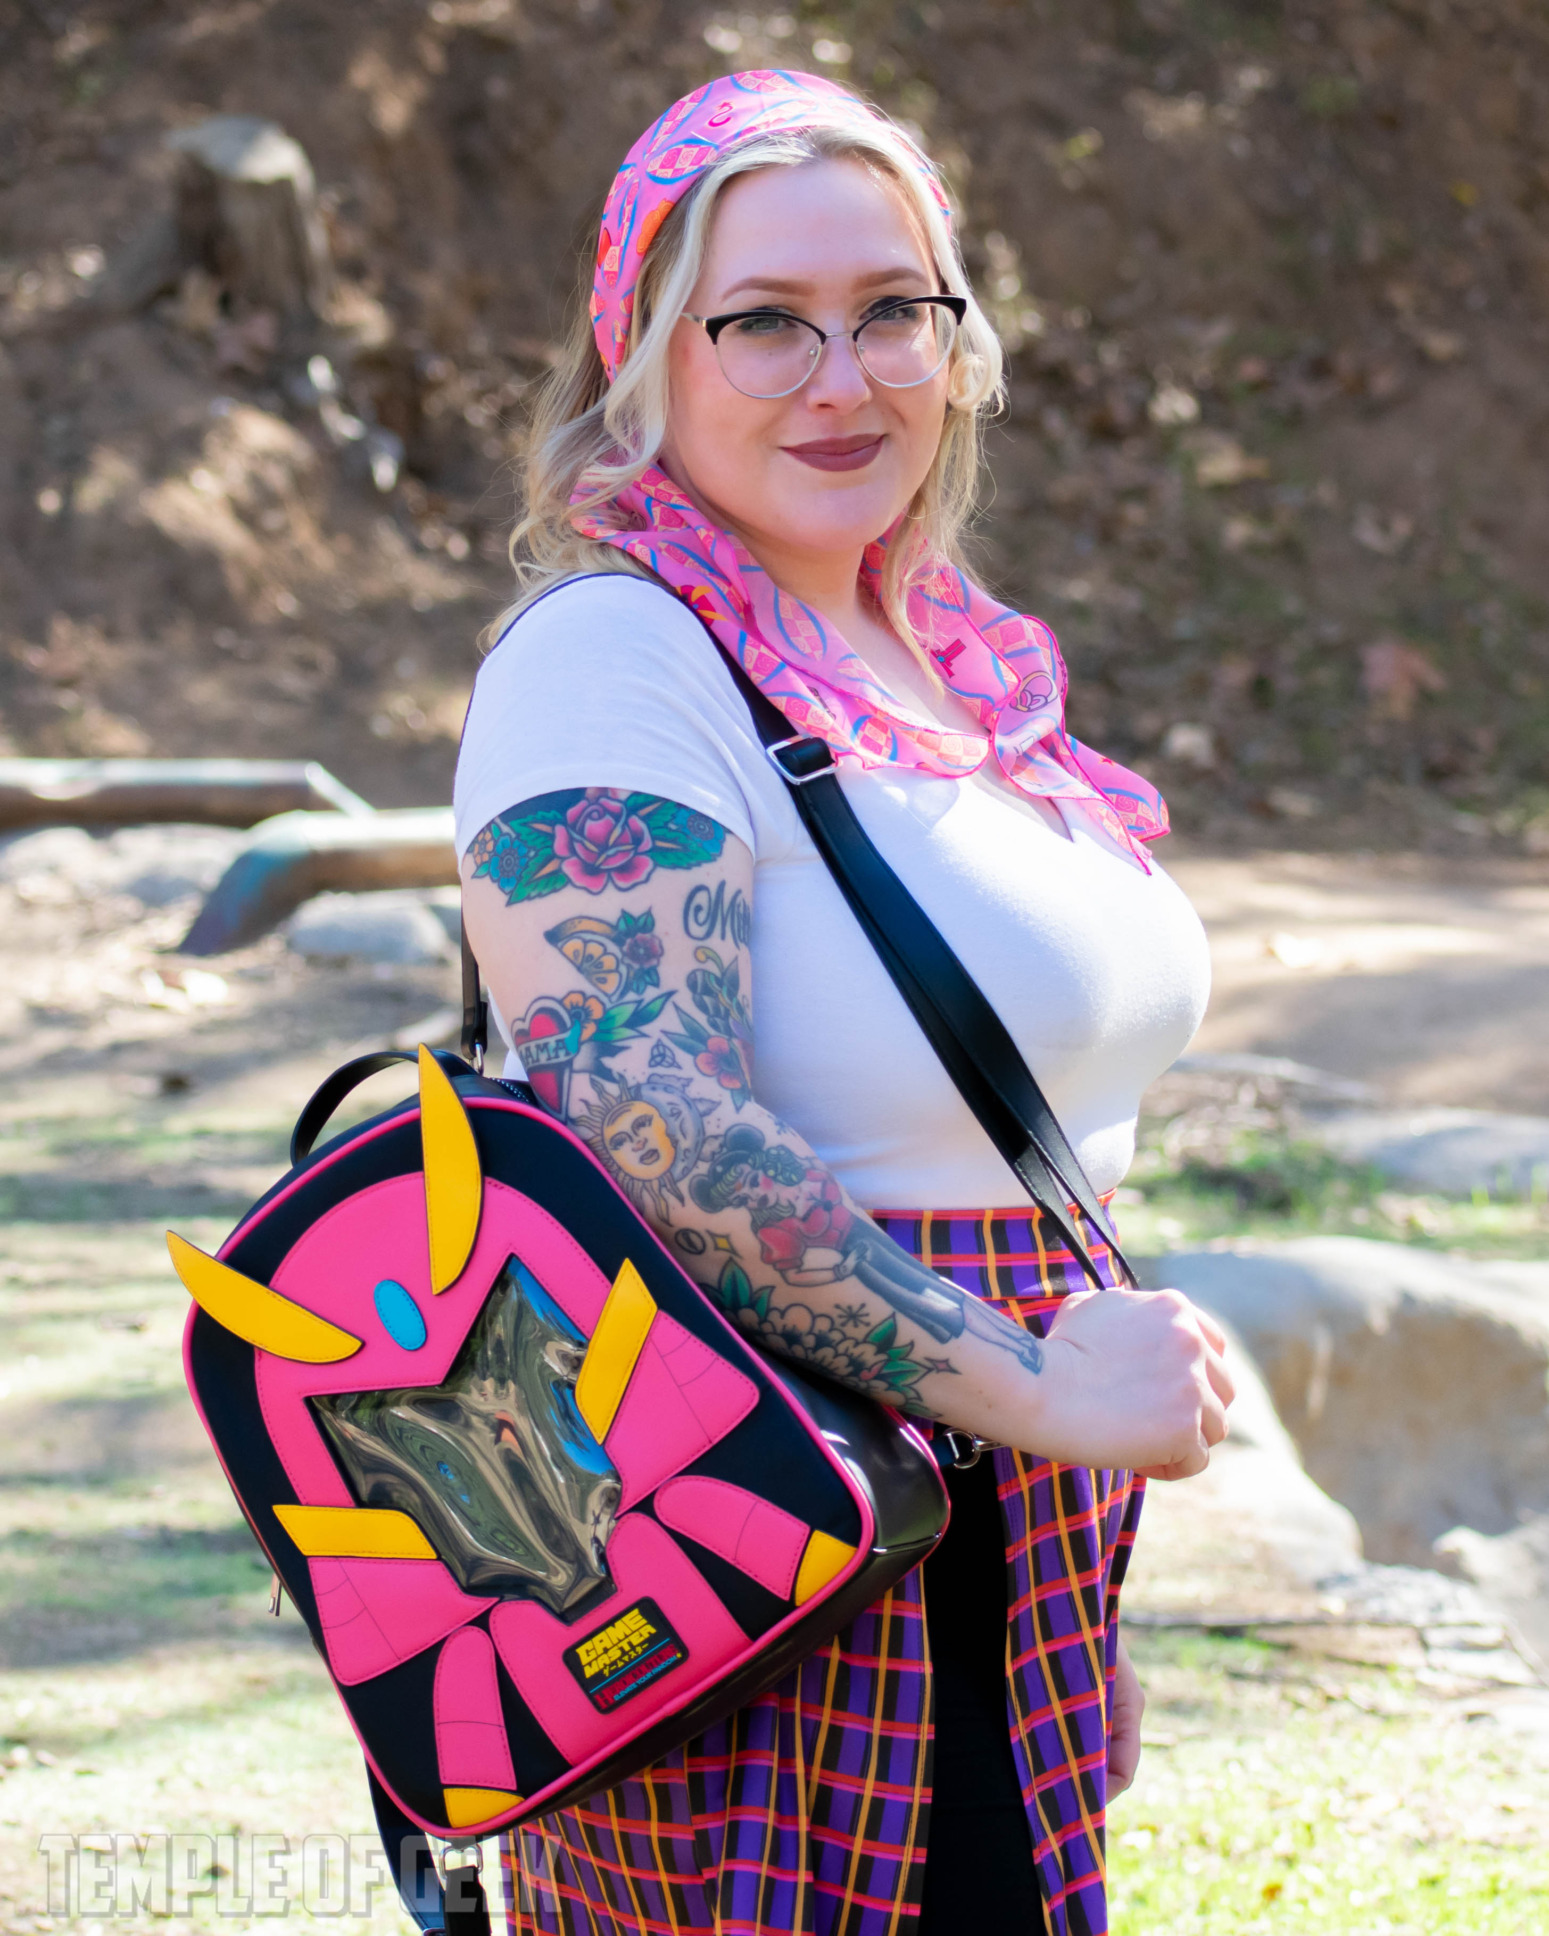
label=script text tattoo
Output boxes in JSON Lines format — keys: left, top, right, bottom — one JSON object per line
{"left": 683, "top": 880, "right": 752, "bottom": 949}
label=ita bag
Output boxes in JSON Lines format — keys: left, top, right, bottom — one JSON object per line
{"left": 173, "top": 1045, "right": 948, "bottom": 1930}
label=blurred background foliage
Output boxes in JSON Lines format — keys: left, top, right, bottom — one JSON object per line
{"left": 1, "top": 0, "right": 1547, "bottom": 843}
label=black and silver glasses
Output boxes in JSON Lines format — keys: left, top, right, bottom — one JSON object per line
{"left": 684, "top": 295, "right": 967, "bottom": 400}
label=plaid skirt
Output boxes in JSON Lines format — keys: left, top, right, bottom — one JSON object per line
{"left": 499, "top": 1206, "right": 1143, "bottom": 1936}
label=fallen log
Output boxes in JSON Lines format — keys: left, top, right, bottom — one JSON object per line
{"left": 0, "top": 759, "right": 371, "bottom": 831}
{"left": 179, "top": 807, "right": 457, "bottom": 956}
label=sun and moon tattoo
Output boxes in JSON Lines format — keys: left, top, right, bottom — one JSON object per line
{"left": 467, "top": 786, "right": 1044, "bottom": 1410}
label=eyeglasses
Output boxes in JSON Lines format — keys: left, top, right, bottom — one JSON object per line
{"left": 683, "top": 295, "right": 968, "bottom": 400}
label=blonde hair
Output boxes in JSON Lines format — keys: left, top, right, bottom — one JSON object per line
{"left": 492, "top": 113, "right": 1005, "bottom": 659}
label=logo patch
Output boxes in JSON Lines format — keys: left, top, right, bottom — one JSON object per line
{"left": 563, "top": 1598, "right": 687, "bottom": 1714}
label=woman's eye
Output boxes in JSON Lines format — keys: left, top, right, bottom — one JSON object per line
{"left": 730, "top": 312, "right": 800, "bottom": 339}
{"left": 865, "top": 301, "right": 924, "bottom": 329}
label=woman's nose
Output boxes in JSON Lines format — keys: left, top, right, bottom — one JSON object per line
{"left": 805, "top": 330, "right": 873, "bottom": 408}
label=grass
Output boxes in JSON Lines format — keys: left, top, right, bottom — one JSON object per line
{"left": 1117, "top": 1119, "right": 1549, "bottom": 1263}
{"left": 1113, "top": 1628, "right": 1549, "bottom": 1935}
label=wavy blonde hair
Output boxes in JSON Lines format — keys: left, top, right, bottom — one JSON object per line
{"left": 493, "top": 112, "right": 1005, "bottom": 659}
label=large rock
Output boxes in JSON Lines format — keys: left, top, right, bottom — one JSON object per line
{"left": 1180, "top": 1315, "right": 1363, "bottom": 1587}
{"left": 1142, "top": 1238, "right": 1549, "bottom": 1569}
{"left": 0, "top": 823, "right": 243, "bottom": 907}
{"left": 283, "top": 888, "right": 456, "bottom": 965}
{"left": 1309, "top": 1105, "right": 1549, "bottom": 1198}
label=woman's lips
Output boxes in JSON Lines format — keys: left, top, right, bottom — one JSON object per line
{"left": 782, "top": 434, "right": 884, "bottom": 473}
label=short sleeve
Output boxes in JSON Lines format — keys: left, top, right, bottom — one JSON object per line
{"left": 453, "top": 574, "right": 769, "bottom": 860}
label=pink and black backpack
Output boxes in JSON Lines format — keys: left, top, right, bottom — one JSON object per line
{"left": 172, "top": 1047, "right": 948, "bottom": 1928}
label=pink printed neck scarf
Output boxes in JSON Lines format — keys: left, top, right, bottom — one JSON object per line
{"left": 572, "top": 468, "right": 1168, "bottom": 861}
{"left": 581, "top": 71, "right": 1167, "bottom": 860}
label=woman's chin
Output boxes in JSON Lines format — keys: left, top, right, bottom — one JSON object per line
{"left": 747, "top": 481, "right": 909, "bottom": 558}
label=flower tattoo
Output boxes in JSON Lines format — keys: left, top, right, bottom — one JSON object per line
{"left": 710, "top": 1262, "right": 948, "bottom": 1413}
{"left": 468, "top": 791, "right": 726, "bottom": 904}
{"left": 663, "top": 946, "right": 754, "bottom": 1109}
{"left": 553, "top": 792, "right": 655, "bottom": 892}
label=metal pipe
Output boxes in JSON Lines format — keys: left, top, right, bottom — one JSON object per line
{"left": 0, "top": 758, "right": 372, "bottom": 830}
{"left": 179, "top": 807, "right": 457, "bottom": 956}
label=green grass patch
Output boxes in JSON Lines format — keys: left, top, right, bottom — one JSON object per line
{"left": 1115, "top": 1628, "right": 1549, "bottom": 1934}
{"left": 1121, "top": 1124, "right": 1549, "bottom": 1262}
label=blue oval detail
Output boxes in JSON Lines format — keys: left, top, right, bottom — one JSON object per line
{"left": 374, "top": 1279, "right": 427, "bottom": 1351}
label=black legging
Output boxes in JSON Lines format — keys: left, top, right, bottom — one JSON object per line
{"left": 918, "top": 1455, "right": 1049, "bottom": 1935}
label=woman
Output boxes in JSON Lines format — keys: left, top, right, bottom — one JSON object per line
{"left": 458, "top": 69, "right": 1230, "bottom": 1936}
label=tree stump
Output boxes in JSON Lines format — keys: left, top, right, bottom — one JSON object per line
{"left": 167, "top": 115, "right": 333, "bottom": 322}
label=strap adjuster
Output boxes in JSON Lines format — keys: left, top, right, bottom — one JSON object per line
{"left": 764, "top": 735, "right": 838, "bottom": 786}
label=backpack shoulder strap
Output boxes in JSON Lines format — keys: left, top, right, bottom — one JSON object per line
{"left": 713, "top": 646, "right": 1135, "bottom": 1290}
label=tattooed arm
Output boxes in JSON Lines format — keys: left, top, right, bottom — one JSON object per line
{"left": 462, "top": 790, "right": 1231, "bottom": 1472}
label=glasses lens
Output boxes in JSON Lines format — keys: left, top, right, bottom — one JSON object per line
{"left": 713, "top": 313, "right": 822, "bottom": 399}
{"left": 855, "top": 301, "right": 957, "bottom": 389}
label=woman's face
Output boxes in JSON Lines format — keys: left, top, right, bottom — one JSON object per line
{"left": 661, "top": 158, "right": 950, "bottom": 569}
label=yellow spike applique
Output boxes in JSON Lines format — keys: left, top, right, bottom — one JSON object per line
{"left": 574, "top": 1259, "right": 657, "bottom": 1442}
{"left": 443, "top": 1787, "right": 524, "bottom": 1830}
{"left": 167, "top": 1231, "right": 362, "bottom": 1363}
{"left": 418, "top": 1044, "right": 483, "bottom": 1292}
{"left": 793, "top": 1530, "right": 858, "bottom": 1606}
{"left": 274, "top": 1504, "right": 436, "bottom": 1560}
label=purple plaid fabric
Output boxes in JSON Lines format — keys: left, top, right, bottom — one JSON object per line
{"left": 500, "top": 1206, "right": 1141, "bottom": 1936}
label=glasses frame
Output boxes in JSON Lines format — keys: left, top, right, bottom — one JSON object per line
{"left": 683, "top": 294, "right": 969, "bottom": 399}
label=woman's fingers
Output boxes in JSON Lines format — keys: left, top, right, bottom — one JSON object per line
{"left": 1107, "top": 1639, "right": 1145, "bottom": 1800}
{"left": 1194, "top": 1306, "right": 1229, "bottom": 1356}
{"left": 1028, "top": 1286, "right": 1238, "bottom": 1474}
{"left": 1204, "top": 1342, "right": 1236, "bottom": 1410}
{"left": 1135, "top": 1446, "right": 1210, "bottom": 1482}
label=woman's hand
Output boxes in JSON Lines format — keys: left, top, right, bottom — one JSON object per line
{"left": 1107, "top": 1638, "right": 1144, "bottom": 1800}
{"left": 1023, "top": 1286, "right": 1235, "bottom": 1479}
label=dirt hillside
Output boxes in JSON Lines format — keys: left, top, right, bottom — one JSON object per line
{"left": 2, "top": 0, "right": 1547, "bottom": 844}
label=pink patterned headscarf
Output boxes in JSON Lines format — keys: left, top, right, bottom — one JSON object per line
{"left": 590, "top": 68, "right": 947, "bottom": 379}
{"left": 580, "top": 74, "right": 1168, "bottom": 861}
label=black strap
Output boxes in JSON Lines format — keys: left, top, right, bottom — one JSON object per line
{"left": 712, "top": 653, "right": 1134, "bottom": 1289}
{"left": 368, "top": 1768, "right": 490, "bottom": 1935}
{"left": 290, "top": 1048, "right": 474, "bottom": 1165}
{"left": 462, "top": 913, "right": 489, "bottom": 1068}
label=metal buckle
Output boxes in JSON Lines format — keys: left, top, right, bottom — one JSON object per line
{"left": 441, "top": 1842, "right": 483, "bottom": 1873}
{"left": 937, "top": 1429, "right": 988, "bottom": 1471}
{"left": 764, "top": 735, "right": 838, "bottom": 786}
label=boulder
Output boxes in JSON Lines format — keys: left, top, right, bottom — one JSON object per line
{"left": 1142, "top": 1238, "right": 1549, "bottom": 1570}
{"left": 1308, "top": 1105, "right": 1549, "bottom": 1198}
{"left": 1176, "top": 1315, "right": 1363, "bottom": 1587}
{"left": 283, "top": 889, "right": 455, "bottom": 965}
{"left": 0, "top": 824, "right": 243, "bottom": 908}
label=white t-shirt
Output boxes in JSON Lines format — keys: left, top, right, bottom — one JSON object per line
{"left": 454, "top": 574, "right": 1210, "bottom": 1209}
